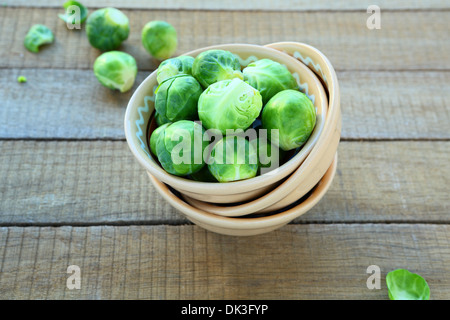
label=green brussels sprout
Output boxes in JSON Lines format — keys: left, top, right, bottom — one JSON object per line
{"left": 192, "top": 50, "right": 243, "bottom": 88}
{"left": 142, "top": 21, "right": 178, "bottom": 60}
{"left": 208, "top": 136, "right": 258, "bottom": 183}
{"left": 93, "top": 51, "right": 137, "bottom": 93}
{"left": 150, "top": 122, "right": 170, "bottom": 156}
{"left": 156, "top": 55, "right": 194, "bottom": 84}
{"left": 155, "top": 74, "right": 203, "bottom": 122}
{"left": 188, "top": 166, "right": 218, "bottom": 182}
{"left": 86, "top": 7, "right": 129, "bottom": 51}
{"left": 243, "top": 58, "right": 298, "bottom": 104}
{"left": 262, "top": 89, "right": 316, "bottom": 151}
{"left": 198, "top": 78, "right": 262, "bottom": 135}
{"left": 155, "top": 112, "right": 171, "bottom": 127}
{"left": 155, "top": 120, "right": 208, "bottom": 176}
{"left": 24, "top": 24, "right": 54, "bottom": 53}
{"left": 58, "top": 1, "right": 89, "bottom": 25}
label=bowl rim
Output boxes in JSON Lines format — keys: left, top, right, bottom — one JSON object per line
{"left": 147, "top": 152, "right": 338, "bottom": 230}
{"left": 124, "top": 43, "right": 328, "bottom": 195}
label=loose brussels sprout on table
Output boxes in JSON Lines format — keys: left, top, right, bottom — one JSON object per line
{"left": 155, "top": 74, "right": 203, "bottom": 122}
{"left": 142, "top": 21, "right": 178, "bottom": 60}
{"left": 58, "top": 1, "right": 89, "bottom": 25}
{"left": 154, "top": 120, "right": 208, "bottom": 176}
{"left": 198, "top": 78, "right": 263, "bottom": 135}
{"left": 208, "top": 136, "right": 258, "bottom": 183}
{"left": 86, "top": 7, "right": 129, "bottom": 51}
{"left": 192, "top": 49, "right": 243, "bottom": 88}
{"left": 243, "top": 58, "right": 298, "bottom": 104}
{"left": 156, "top": 55, "right": 194, "bottom": 84}
{"left": 93, "top": 51, "right": 137, "bottom": 93}
{"left": 24, "top": 24, "right": 54, "bottom": 53}
{"left": 262, "top": 89, "right": 316, "bottom": 151}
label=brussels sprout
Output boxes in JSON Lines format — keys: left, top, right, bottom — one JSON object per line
{"left": 155, "top": 74, "right": 202, "bottom": 122}
{"left": 58, "top": 1, "right": 89, "bottom": 25}
{"left": 155, "top": 120, "right": 208, "bottom": 176}
{"left": 155, "top": 112, "right": 171, "bottom": 127}
{"left": 262, "top": 89, "right": 316, "bottom": 151}
{"left": 142, "top": 21, "right": 178, "bottom": 60}
{"left": 198, "top": 78, "right": 262, "bottom": 135}
{"left": 150, "top": 122, "right": 171, "bottom": 156}
{"left": 192, "top": 50, "right": 243, "bottom": 88}
{"left": 156, "top": 55, "right": 194, "bottom": 84}
{"left": 243, "top": 58, "right": 298, "bottom": 104}
{"left": 93, "top": 51, "right": 137, "bottom": 93}
{"left": 208, "top": 136, "right": 258, "bottom": 183}
{"left": 86, "top": 7, "right": 129, "bottom": 51}
{"left": 24, "top": 24, "right": 54, "bottom": 53}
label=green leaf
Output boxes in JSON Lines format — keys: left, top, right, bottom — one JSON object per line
{"left": 386, "top": 269, "right": 430, "bottom": 300}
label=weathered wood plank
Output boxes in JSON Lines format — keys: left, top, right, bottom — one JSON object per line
{"left": 4, "top": 0, "right": 450, "bottom": 11}
{"left": 1, "top": 69, "right": 448, "bottom": 139}
{"left": 0, "top": 8, "right": 448, "bottom": 71}
{"left": 0, "top": 141, "right": 448, "bottom": 225}
{"left": 0, "top": 224, "right": 448, "bottom": 299}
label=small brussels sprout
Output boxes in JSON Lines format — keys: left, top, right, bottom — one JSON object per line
{"left": 93, "top": 51, "right": 137, "bottom": 93}
{"left": 208, "top": 136, "right": 258, "bottom": 183}
{"left": 86, "top": 7, "right": 129, "bottom": 51}
{"left": 198, "top": 78, "right": 262, "bottom": 135}
{"left": 142, "top": 21, "right": 178, "bottom": 60}
{"left": 24, "top": 24, "right": 54, "bottom": 53}
{"left": 150, "top": 122, "right": 171, "bottom": 156}
{"left": 192, "top": 50, "right": 243, "bottom": 88}
{"left": 262, "top": 89, "right": 316, "bottom": 151}
{"left": 243, "top": 58, "right": 298, "bottom": 104}
{"left": 155, "top": 74, "right": 203, "bottom": 122}
{"left": 155, "top": 120, "right": 208, "bottom": 176}
{"left": 58, "top": 1, "right": 89, "bottom": 25}
{"left": 155, "top": 112, "right": 171, "bottom": 127}
{"left": 156, "top": 55, "right": 194, "bottom": 84}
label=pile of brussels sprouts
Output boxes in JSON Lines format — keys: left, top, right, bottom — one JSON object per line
{"left": 23, "top": 2, "right": 178, "bottom": 93}
{"left": 150, "top": 50, "right": 317, "bottom": 183}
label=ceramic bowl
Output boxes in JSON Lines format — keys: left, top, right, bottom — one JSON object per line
{"left": 125, "top": 41, "right": 341, "bottom": 235}
{"left": 124, "top": 43, "right": 328, "bottom": 205}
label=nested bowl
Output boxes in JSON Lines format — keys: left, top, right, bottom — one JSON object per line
{"left": 125, "top": 43, "right": 328, "bottom": 206}
{"left": 124, "top": 42, "right": 341, "bottom": 235}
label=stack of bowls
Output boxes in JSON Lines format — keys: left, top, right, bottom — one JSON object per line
{"left": 124, "top": 42, "right": 341, "bottom": 236}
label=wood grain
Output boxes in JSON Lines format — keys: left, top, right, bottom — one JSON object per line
{"left": 0, "top": 224, "right": 448, "bottom": 299}
{"left": 0, "top": 140, "right": 448, "bottom": 225}
{"left": 0, "top": 8, "right": 448, "bottom": 71}
{"left": 4, "top": 0, "right": 450, "bottom": 11}
{"left": 1, "top": 69, "right": 448, "bottom": 140}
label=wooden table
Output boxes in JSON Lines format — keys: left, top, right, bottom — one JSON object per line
{"left": 0, "top": 1, "right": 449, "bottom": 300}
